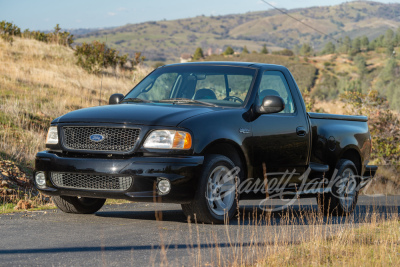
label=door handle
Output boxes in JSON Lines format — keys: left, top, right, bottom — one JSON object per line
{"left": 296, "top": 126, "right": 306, "bottom": 137}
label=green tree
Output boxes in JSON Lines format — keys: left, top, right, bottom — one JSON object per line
{"left": 260, "top": 44, "right": 268, "bottom": 54}
{"left": 354, "top": 54, "right": 367, "bottom": 77}
{"left": 361, "top": 36, "right": 369, "bottom": 51}
{"left": 380, "top": 58, "right": 397, "bottom": 84}
{"left": 300, "top": 43, "right": 313, "bottom": 56}
{"left": 384, "top": 29, "right": 394, "bottom": 46}
{"left": 242, "top": 45, "right": 249, "bottom": 54}
{"left": 350, "top": 37, "right": 361, "bottom": 55}
{"left": 339, "top": 36, "right": 352, "bottom": 54}
{"left": 384, "top": 29, "right": 395, "bottom": 55}
{"left": 223, "top": 46, "right": 234, "bottom": 55}
{"left": 395, "top": 27, "right": 400, "bottom": 46}
{"left": 321, "top": 41, "right": 335, "bottom": 55}
{"left": 193, "top": 47, "right": 204, "bottom": 60}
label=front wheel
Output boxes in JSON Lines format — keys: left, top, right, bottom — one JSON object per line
{"left": 52, "top": 196, "right": 106, "bottom": 214}
{"left": 317, "top": 159, "right": 359, "bottom": 216}
{"left": 182, "top": 154, "right": 241, "bottom": 224}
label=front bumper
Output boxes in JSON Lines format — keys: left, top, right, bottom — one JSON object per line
{"left": 35, "top": 151, "right": 203, "bottom": 204}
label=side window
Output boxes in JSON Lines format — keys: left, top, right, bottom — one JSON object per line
{"left": 259, "top": 71, "right": 295, "bottom": 114}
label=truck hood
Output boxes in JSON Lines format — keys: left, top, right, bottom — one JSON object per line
{"left": 55, "top": 103, "right": 215, "bottom": 126}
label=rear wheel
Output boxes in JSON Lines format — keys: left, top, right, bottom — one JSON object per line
{"left": 317, "top": 159, "right": 359, "bottom": 216}
{"left": 181, "top": 154, "right": 241, "bottom": 224}
{"left": 52, "top": 196, "right": 106, "bottom": 214}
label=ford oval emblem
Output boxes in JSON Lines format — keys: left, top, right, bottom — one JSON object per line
{"left": 89, "top": 134, "right": 104, "bottom": 142}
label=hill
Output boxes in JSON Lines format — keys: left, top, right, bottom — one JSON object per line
{"left": 203, "top": 47, "right": 400, "bottom": 111}
{"left": 74, "top": 1, "right": 400, "bottom": 64}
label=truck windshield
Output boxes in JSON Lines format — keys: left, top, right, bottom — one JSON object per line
{"left": 123, "top": 65, "right": 256, "bottom": 107}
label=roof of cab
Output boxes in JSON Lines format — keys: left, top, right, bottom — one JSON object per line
{"left": 162, "top": 61, "right": 288, "bottom": 71}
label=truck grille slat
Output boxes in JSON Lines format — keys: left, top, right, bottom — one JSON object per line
{"left": 51, "top": 172, "right": 133, "bottom": 191}
{"left": 62, "top": 126, "right": 140, "bottom": 152}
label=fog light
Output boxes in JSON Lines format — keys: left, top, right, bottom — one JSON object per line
{"left": 157, "top": 178, "right": 171, "bottom": 195}
{"left": 35, "top": 172, "right": 46, "bottom": 188}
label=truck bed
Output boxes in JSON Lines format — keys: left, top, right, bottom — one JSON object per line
{"left": 308, "top": 112, "right": 368, "bottom": 122}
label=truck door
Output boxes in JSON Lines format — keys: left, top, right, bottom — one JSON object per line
{"left": 251, "top": 70, "right": 309, "bottom": 190}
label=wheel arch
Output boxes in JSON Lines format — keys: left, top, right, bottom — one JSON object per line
{"left": 201, "top": 139, "right": 249, "bottom": 180}
{"left": 339, "top": 146, "right": 362, "bottom": 175}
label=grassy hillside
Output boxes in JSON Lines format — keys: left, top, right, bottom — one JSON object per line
{"left": 0, "top": 37, "right": 149, "bottom": 167}
{"left": 75, "top": 1, "right": 400, "bottom": 64}
{"left": 203, "top": 46, "right": 400, "bottom": 109}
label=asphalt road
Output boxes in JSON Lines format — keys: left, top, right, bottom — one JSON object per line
{"left": 0, "top": 195, "right": 399, "bottom": 266}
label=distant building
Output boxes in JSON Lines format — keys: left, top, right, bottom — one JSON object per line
{"left": 215, "top": 48, "right": 223, "bottom": 55}
{"left": 206, "top": 47, "right": 213, "bottom": 56}
{"left": 180, "top": 53, "right": 193, "bottom": 63}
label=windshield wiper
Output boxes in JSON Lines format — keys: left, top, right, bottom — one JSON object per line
{"left": 159, "top": 98, "right": 218, "bottom": 107}
{"left": 120, "top": 98, "right": 152, "bottom": 103}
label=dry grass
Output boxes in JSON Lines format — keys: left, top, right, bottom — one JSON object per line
{"left": 151, "top": 202, "right": 400, "bottom": 266}
{"left": 253, "top": 217, "right": 400, "bottom": 266}
{"left": 0, "top": 37, "right": 151, "bottom": 166}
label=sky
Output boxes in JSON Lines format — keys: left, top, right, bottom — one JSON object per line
{"left": 0, "top": 0, "right": 396, "bottom": 31}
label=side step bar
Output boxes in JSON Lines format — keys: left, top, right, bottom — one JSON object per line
{"left": 309, "top": 162, "right": 329, "bottom": 173}
{"left": 363, "top": 165, "right": 378, "bottom": 179}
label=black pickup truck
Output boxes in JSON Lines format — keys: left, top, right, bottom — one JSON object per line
{"left": 35, "top": 62, "right": 377, "bottom": 223}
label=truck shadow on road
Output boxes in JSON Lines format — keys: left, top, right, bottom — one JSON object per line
{"left": 95, "top": 203, "right": 400, "bottom": 225}
{"left": 1, "top": 204, "right": 398, "bottom": 256}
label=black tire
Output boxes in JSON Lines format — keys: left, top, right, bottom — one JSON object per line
{"left": 181, "top": 154, "right": 241, "bottom": 224}
{"left": 317, "top": 159, "right": 359, "bottom": 216}
{"left": 52, "top": 196, "right": 106, "bottom": 214}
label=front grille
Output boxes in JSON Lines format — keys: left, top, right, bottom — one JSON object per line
{"left": 62, "top": 126, "right": 140, "bottom": 152}
{"left": 51, "top": 172, "right": 133, "bottom": 191}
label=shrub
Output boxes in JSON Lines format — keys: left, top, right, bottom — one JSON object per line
{"left": 75, "top": 41, "right": 129, "bottom": 74}
{"left": 354, "top": 54, "right": 367, "bottom": 76}
{"left": 340, "top": 90, "right": 400, "bottom": 165}
{"left": 260, "top": 44, "right": 268, "bottom": 54}
{"left": 153, "top": 62, "right": 165, "bottom": 68}
{"left": 242, "top": 46, "right": 249, "bottom": 54}
{"left": 311, "top": 72, "right": 339, "bottom": 99}
{"left": 0, "top": 20, "right": 21, "bottom": 44}
{"left": 300, "top": 43, "right": 313, "bottom": 56}
{"left": 272, "top": 49, "right": 294, "bottom": 56}
{"left": 321, "top": 41, "right": 336, "bottom": 55}
{"left": 1, "top": 22, "right": 74, "bottom": 47}
{"left": 193, "top": 47, "right": 204, "bottom": 60}
{"left": 223, "top": 46, "right": 234, "bottom": 55}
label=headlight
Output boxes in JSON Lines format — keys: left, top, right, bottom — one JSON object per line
{"left": 143, "top": 130, "right": 192, "bottom": 149}
{"left": 46, "top": 126, "right": 58, "bottom": 144}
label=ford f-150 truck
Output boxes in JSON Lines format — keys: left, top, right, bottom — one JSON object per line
{"left": 35, "top": 62, "right": 377, "bottom": 223}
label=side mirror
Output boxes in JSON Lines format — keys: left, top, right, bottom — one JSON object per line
{"left": 109, "top": 93, "right": 124, "bottom": 105}
{"left": 256, "top": 95, "right": 285, "bottom": 114}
